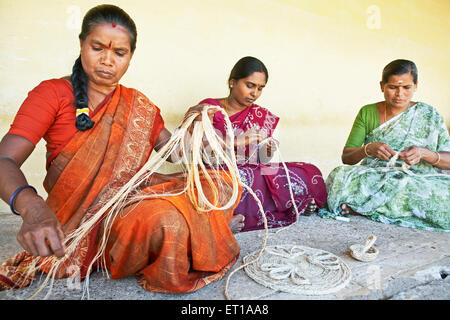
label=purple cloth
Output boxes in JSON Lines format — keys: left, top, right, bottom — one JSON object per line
{"left": 199, "top": 98, "right": 327, "bottom": 232}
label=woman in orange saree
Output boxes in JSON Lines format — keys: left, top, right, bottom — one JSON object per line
{"left": 0, "top": 5, "right": 240, "bottom": 295}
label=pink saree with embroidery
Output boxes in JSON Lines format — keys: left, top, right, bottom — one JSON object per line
{"left": 200, "top": 98, "right": 327, "bottom": 232}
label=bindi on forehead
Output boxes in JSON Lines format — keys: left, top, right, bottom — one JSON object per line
{"left": 112, "top": 23, "right": 117, "bottom": 28}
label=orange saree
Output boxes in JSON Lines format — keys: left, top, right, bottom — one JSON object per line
{"left": 0, "top": 84, "right": 241, "bottom": 294}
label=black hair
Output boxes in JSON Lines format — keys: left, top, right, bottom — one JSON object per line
{"left": 72, "top": 4, "right": 137, "bottom": 131}
{"left": 228, "top": 56, "right": 268, "bottom": 89}
{"left": 381, "top": 59, "right": 418, "bottom": 85}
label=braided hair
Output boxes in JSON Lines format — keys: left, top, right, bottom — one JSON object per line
{"left": 72, "top": 4, "right": 137, "bottom": 131}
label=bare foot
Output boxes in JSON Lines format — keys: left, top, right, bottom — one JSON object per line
{"left": 230, "top": 214, "right": 245, "bottom": 234}
{"left": 341, "top": 204, "right": 356, "bottom": 216}
{"left": 303, "top": 199, "right": 318, "bottom": 216}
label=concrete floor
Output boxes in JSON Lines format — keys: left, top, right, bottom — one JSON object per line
{"left": 0, "top": 212, "right": 449, "bottom": 301}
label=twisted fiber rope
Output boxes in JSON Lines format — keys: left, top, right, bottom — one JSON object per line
{"left": 242, "top": 244, "right": 351, "bottom": 296}
{"left": 367, "top": 151, "right": 449, "bottom": 178}
{"left": 349, "top": 235, "right": 379, "bottom": 262}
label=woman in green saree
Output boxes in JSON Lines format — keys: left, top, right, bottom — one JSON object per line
{"left": 319, "top": 59, "right": 450, "bottom": 232}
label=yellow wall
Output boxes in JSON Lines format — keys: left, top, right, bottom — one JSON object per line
{"left": 0, "top": 0, "right": 449, "bottom": 211}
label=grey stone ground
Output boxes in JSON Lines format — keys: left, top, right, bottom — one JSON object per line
{"left": 0, "top": 212, "right": 449, "bottom": 300}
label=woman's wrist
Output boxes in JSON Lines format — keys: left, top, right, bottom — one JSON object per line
{"left": 419, "top": 148, "right": 438, "bottom": 165}
{"left": 9, "top": 185, "right": 37, "bottom": 215}
{"left": 432, "top": 152, "right": 441, "bottom": 166}
{"left": 363, "top": 143, "right": 372, "bottom": 157}
{"left": 428, "top": 150, "right": 440, "bottom": 166}
{"left": 13, "top": 188, "right": 43, "bottom": 219}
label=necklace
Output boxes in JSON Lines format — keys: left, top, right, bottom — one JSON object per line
{"left": 223, "top": 97, "right": 229, "bottom": 114}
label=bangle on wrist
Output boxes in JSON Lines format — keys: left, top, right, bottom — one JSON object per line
{"left": 364, "top": 143, "right": 371, "bottom": 157}
{"left": 431, "top": 151, "right": 441, "bottom": 166}
{"left": 9, "top": 185, "right": 37, "bottom": 216}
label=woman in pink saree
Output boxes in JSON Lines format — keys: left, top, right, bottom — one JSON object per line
{"left": 198, "top": 57, "right": 327, "bottom": 232}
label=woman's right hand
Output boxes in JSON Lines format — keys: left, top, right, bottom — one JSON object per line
{"left": 0, "top": 135, "right": 66, "bottom": 258}
{"left": 235, "top": 128, "right": 267, "bottom": 147}
{"left": 16, "top": 194, "right": 65, "bottom": 258}
{"left": 365, "top": 142, "right": 396, "bottom": 160}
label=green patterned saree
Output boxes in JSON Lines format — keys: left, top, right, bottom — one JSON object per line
{"left": 319, "top": 102, "right": 450, "bottom": 232}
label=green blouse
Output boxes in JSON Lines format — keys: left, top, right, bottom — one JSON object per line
{"left": 345, "top": 103, "right": 380, "bottom": 148}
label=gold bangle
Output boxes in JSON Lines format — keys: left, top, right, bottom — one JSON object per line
{"left": 364, "top": 143, "right": 371, "bottom": 157}
{"left": 432, "top": 151, "right": 440, "bottom": 166}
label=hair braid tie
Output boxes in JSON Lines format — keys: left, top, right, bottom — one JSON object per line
{"left": 72, "top": 56, "right": 95, "bottom": 131}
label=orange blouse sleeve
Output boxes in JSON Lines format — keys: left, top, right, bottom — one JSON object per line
{"left": 8, "top": 80, "right": 61, "bottom": 145}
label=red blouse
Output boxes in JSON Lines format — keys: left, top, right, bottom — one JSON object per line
{"left": 8, "top": 79, "right": 118, "bottom": 168}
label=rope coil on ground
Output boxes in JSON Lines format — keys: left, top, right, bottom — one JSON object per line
{"left": 349, "top": 235, "right": 379, "bottom": 262}
{"left": 242, "top": 244, "right": 352, "bottom": 296}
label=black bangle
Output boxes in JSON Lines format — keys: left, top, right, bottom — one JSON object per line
{"left": 9, "top": 185, "right": 37, "bottom": 215}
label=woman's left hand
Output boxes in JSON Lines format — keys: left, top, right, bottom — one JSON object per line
{"left": 259, "top": 138, "right": 279, "bottom": 163}
{"left": 399, "top": 146, "right": 424, "bottom": 165}
{"left": 261, "top": 138, "right": 278, "bottom": 154}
